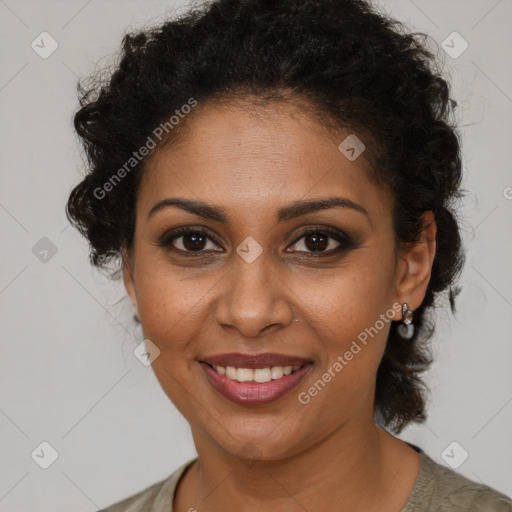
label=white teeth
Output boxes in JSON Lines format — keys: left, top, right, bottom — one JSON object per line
{"left": 236, "top": 368, "right": 254, "bottom": 382}
{"left": 226, "top": 366, "right": 237, "bottom": 379}
{"left": 210, "top": 364, "right": 306, "bottom": 383}
{"left": 270, "top": 366, "right": 283, "bottom": 379}
{"left": 254, "top": 368, "right": 271, "bottom": 383}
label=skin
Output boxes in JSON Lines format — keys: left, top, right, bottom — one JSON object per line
{"left": 122, "top": 97, "right": 437, "bottom": 512}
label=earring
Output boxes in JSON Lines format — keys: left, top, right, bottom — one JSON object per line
{"left": 133, "top": 312, "right": 141, "bottom": 323}
{"left": 397, "top": 303, "right": 414, "bottom": 339}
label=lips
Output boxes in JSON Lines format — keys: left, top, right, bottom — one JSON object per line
{"left": 200, "top": 361, "right": 313, "bottom": 405}
{"left": 199, "top": 352, "right": 313, "bottom": 369}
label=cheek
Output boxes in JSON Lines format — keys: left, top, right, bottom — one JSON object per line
{"left": 134, "top": 270, "right": 210, "bottom": 414}
{"left": 303, "top": 254, "right": 395, "bottom": 343}
{"left": 134, "top": 266, "right": 208, "bottom": 357}
{"left": 296, "top": 251, "right": 396, "bottom": 408}
{"left": 295, "top": 278, "right": 394, "bottom": 429}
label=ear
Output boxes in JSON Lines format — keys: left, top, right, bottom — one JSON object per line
{"left": 392, "top": 211, "right": 437, "bottom": 319}
{"left": 122, "top": 245, "right": 138, "bottom": 309}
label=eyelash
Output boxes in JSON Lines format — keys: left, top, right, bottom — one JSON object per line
{"left": 157, "top": 226, "right": 357, "bottom": 257}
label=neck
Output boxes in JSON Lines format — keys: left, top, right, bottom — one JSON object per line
{"left": 176, "top": 420, "right": 419, "bottom": 512}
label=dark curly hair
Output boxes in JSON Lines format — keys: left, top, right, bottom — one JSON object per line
{"left": 66, "top": 0, "right": 465, "bottom": 433}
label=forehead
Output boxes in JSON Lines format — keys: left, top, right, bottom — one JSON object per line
{"left": 138, "top": 99, "right": 392, "bottom": 223}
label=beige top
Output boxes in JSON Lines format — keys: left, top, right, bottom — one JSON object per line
{"left": 98, "top": 447, "right": 512, "bottom": 511}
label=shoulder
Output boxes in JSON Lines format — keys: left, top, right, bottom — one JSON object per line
{"left": 97, "top": 479, "right": 166, "bottom": 512}
{"left": 97, "top": 457, "right": 198, "bottom": 512}
{"left": 405, "top": 448, "right": 512, "bottom": 512}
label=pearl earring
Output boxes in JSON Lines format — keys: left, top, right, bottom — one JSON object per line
{"left": 397, "top": 303, "right": 414, "bottom": 339}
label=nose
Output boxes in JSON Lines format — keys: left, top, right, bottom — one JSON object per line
{"left": 215, "top": 249, "right": 294, "bottom": 338}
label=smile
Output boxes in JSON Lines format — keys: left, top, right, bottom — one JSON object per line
{"left": 200, "top": 361, "right": 313, "bottom": 405}
{"left": 205, "top": 363, "right": 306, "bottom": 382}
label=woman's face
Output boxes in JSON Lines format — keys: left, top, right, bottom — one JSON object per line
{"left": 123, "top": 98, "right": 431, "bottom": 461}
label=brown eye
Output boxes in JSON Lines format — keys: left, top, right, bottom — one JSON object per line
{"left": 158, "top": 228, "right": 221, "bottom": 253}
{"left": 303, "top": 232, "right": 330, "bottom": 252}
{"left": 287, "top": 228, "right": 355, "bottom": 255}
{"left": 180, "top": 232, "right": 208, "bottom": 251}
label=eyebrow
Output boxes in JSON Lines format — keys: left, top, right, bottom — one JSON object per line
{"left": 147, "top": 196, "right": 369, "bottom": 223}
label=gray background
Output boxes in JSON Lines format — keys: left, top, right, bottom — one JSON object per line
{"left": 0, "top": 0, "right": 511, "bottom": 510}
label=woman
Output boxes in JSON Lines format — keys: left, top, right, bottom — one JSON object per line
{"left": 66, "top": 0, "right": 512, "bottom": 510}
